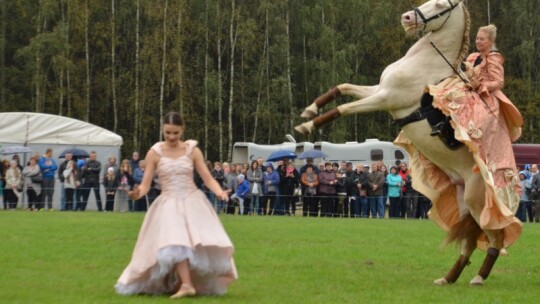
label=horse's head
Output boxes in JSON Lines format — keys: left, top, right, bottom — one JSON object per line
{"left": 401, "top": 0, "right": 462, "bottom": 35}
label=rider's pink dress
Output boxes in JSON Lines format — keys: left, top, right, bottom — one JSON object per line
{"left": 396, "top": 52, "right": 523, "bottom": 250}
{"left": 115, "top": 140, "right": 237, "bottom": 296}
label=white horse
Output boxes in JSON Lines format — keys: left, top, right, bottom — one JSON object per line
{"left": 296, "top": 0, "right": 521, "bottom": 286}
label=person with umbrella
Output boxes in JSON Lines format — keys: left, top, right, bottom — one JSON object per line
{"left": 266, "top": 151, "right": 297, "bottom": 216}
{"left": 58, "top": 152, "right": 73, "bottom": 211}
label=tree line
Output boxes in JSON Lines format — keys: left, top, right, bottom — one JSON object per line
{"left": 1, "top": 0, "right": 539, "bottom": 161}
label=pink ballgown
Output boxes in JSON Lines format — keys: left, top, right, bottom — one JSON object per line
{"left": 115, "top": 140, "right": 237, "bottom": 296}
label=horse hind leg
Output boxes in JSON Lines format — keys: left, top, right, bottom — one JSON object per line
{"left": 469, "top": 229, "right": 503, "bottom": 286}
{"left": 300, "top": 87, "right": 342, "bottom": 118}
{"left": 434, "top": 213, "right": 482, "bottom": 286}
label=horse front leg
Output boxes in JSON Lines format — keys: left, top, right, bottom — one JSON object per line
{"left": 295, "top": 92, "right": 388, "bottom": 134}
{"left": 300, "top": 84, "right": 379, "bottom": 118}
{"left": 469, "top": 229, "right": 504, "bottom": 286}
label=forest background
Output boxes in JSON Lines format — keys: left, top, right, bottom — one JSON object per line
{"left": 1, "top": 0, "right": 538, "bottom": 162}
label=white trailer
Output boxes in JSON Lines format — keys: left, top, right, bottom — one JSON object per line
{"left": 314, "top": 139, "right": 409, "bottom": 168}
{"left": 232, "top": 141, "right": 314, "bottom": 164}
{"left": 232, "top": 138, "right": 409, "bottom": 168}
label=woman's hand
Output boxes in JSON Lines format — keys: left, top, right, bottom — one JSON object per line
{"left": 129, "top": 185, "right": 140, "bottom": 200}
{"left": 217, "top": 191, "right": 229, "bottom": 202}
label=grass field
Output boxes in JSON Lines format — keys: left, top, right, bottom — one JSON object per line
{"left": 0, "top": 211, "right": 538, "bottom": 303}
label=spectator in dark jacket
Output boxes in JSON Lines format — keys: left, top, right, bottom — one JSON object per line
{"left": 58, "top": 152, "right": 73, "bottom": 211}
{"left": 368, "top": 162, "right": 385, "bottom": 219}
{"left": 211, "top": 162, "right": 226, "bottom": 214}
{"left": 117, "top": 159, "right": 134, "bottom": 212}
{"left": 280, "top": 162, "right": 300, "bottom": 216}
{"left": 104, "top": 167, "right": 119, "bottom": 212}
{"left": 335, "top": 163, "right": 349, "bottom": 217}
{"left": 319, "top": 162, "right": 337, "bottom": 217}
{"left": 81, "top": 151, "right": 103, "bottom": 211}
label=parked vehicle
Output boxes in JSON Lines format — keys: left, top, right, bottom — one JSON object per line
{"left": 232, "top": 138, "right": 409, "bottom": 168}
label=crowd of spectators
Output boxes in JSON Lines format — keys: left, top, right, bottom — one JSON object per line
{"left": 197, "top": 157, "right": 433, "bottom": 219}
{"left": 2, "top": 148, "right": 539, "bottom": 222}
{"left": 0, "top": 149, "right": 158, "bottom": 212}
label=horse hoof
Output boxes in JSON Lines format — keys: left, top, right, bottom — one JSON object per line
{"left": 300, "top": 104, "right": 318, "bottom": 118}
{"left": 500, "top": 248, "right": 509, "bottom": 256}
{"left": 295, "top": 124, "right": 310, "bottom": 134}
{"left": 300, "top": 109, "right": 317, "bottom": 119}
{"left": 470, "top": 275, "right": 484, "bottom": 286}
{"left": 433, "top": 278, "right": 448, "bottom": 286}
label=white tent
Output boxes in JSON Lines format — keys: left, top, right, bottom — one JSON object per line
{"left": 0, "top": 112, "right": 123, "bottom": 210}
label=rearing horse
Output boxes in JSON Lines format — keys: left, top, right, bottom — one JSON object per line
{"left": 296, "top": 0, "right": 522, "bottom": 286}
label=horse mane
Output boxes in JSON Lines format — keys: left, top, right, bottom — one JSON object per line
{"left": 452, "top": 4, "right": 470, "bottom": 69}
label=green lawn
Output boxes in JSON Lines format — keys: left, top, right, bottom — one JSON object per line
{"left": 0, "top": 211, "right": 538, "bottom": 303}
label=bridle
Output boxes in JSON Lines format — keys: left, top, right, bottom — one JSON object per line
{"left": 413, "top": 0, "right": 461, "bottom": 32}
{"left": 411, "top": 0, "right": 466, "bottom": 82}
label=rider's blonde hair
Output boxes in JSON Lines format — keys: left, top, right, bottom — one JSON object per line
{"left": 479, "top": 24, "right": 498, "bottom": 51}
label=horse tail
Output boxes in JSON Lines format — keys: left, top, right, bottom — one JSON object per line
{"left": 444, "top": 213, "right": 482, "bottom": 249}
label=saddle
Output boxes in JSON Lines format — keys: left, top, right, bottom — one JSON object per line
{"left": 393, "top": 92, "right": 464, "bottom": 150}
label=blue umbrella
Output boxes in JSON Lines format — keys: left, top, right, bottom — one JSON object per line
{"left": 266, "top": 150, "right": 297, "bottom": 162}
{"left": 0, "top": 146, "right": 33, "bottom": 155}
{"left": 59, "top": 148, "right": 90, "bottom": 159}
{"left": 298, "top": 149, "right": 327, "bottom": 160}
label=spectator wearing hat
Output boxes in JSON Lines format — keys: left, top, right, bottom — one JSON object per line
{"left": 104, "top": 167, "right": 119, "bottom": 212}
{"left": 516, "top": 170, "right": 531, "bottom": 222}
{"left": 262, "top": 163, "right": 280, "bottom": 215}
{"left": 230, "top": 174, "right": 250, "bottom": 215}
{"left": 368, "top": 162, "right": 385, "bottom": 219}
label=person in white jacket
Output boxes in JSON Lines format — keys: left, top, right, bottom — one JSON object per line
{"left": 63, "top": 160, "right": 80, "bottom": 211}
{"left": 22, "top": 156, "right": 42, "bottom": 210}
{"left": 5, "top": 160, "right": 22, "bottom": 210}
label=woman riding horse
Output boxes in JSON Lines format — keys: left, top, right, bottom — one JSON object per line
{"left": 295, "top": 0, "right": 522, "bottom": 286}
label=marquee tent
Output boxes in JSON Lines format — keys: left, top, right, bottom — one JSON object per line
{"left": 0, "top": 112, "right": 123, "bottom": 210}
